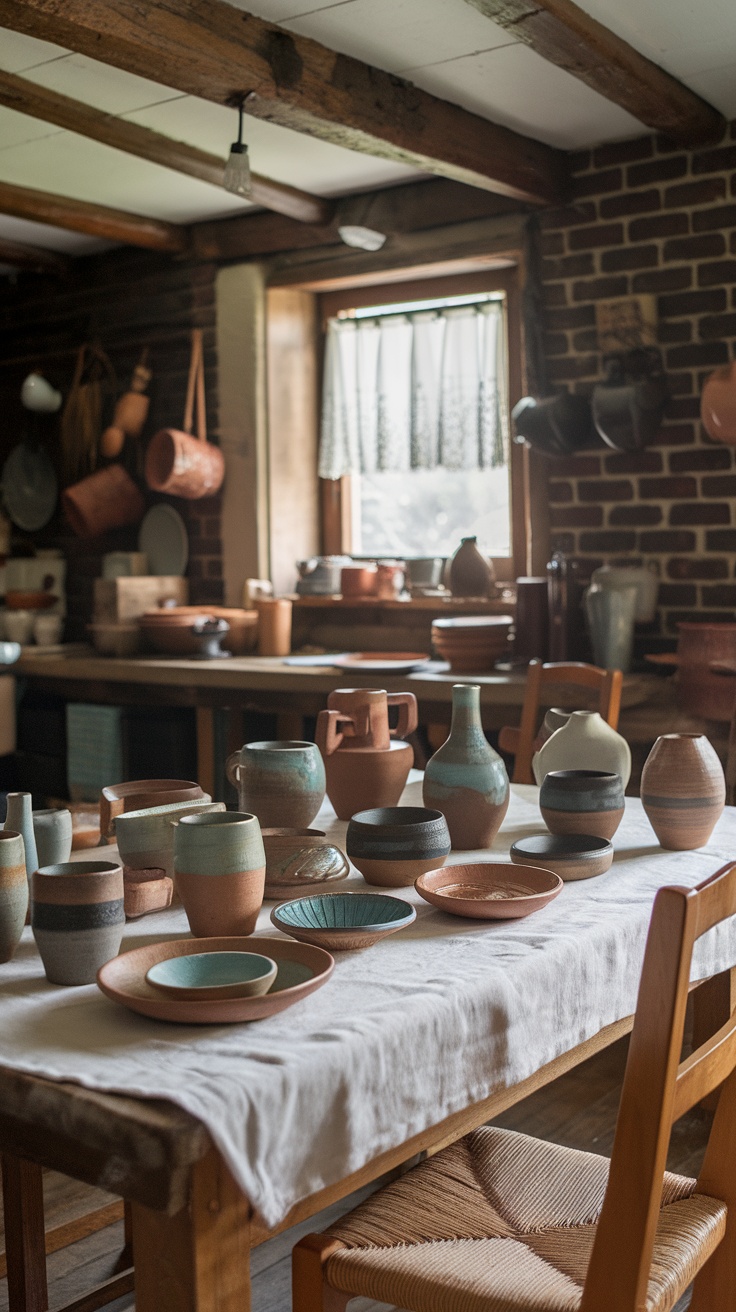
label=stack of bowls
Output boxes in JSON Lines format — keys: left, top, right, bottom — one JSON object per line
{"left": 139, "top": 607, "right": 258, "bottom": 655}
{"left": 432, "top": 615, "right": 513, "bottom": 673}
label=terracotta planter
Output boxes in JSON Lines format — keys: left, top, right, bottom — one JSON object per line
{"left": 226, "top": 741, "right": 326, "bottom": 829}
{"left": 31, "top": 860, "right": 125, "bottom": 985}
{"left": 0, "top": 831, "right": 28, "bottom": 963}
{"left": 256, "top": 598, "right": 292, "bottom": 657}
{"left": 174, "top": 811, "right": 266, "bottom": 937}
{"left": 422, "top": 683, "right": 509, "bottom": 850}
{"left": 144, "top": 330, "right": 224, "bottom": 499}
{"left": 701, "top": 361, "right": 736, "bottom": 444}
{"left": 63, "top": 464, "right": 145, "bottom": 539}
{"left": 641, "top": 733, "right": 725, "bottom": 851}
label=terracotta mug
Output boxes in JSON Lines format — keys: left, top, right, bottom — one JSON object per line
{"left": 257, "top": 598, "right": 292, "bottom": 658}
{"left": 321, "top": 688, "right": 418, "bottom": 751}
{"left": 340, "top": 565, "right": 377, "bottom": 598}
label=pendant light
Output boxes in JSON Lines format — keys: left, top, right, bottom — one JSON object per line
{"left": 224, "top": 98, "right": 252, "bottom": 198}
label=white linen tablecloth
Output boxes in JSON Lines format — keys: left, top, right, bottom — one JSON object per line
{"left": 2, "top": 778, "right": 736, "bottom": 1229}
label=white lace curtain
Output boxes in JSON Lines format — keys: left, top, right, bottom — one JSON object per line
{"left": 318, "top": 302, "right": 508, "bottom": 479}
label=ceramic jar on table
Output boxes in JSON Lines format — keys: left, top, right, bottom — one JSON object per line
{"left": 532, "top": 710, "right": 632, "bottom": 789}
{"left": 641, "top": 733, "right": 725, "bottom": 850}
{"left": 174, "top": 811, "right": 266, "bottom": 936}
{"left": 0, "top": 831, "right": 27, "bottom": 962}
{"left": 32, "top": 809, "right": 73, "bottom": 868}
{"left": 422, "top": 683, "right": 509, "bottom": 849}
{"left": 316, "top": 689, "right": 418, "bottom": 821}
{"left": 226, "top": 741, "right": 325, "bottom": 828}
{"left": 5, "top": 791, "right": 38, "bottom": 879}
{"left": 31, "top": 861, "right": 125, "bottom": 985}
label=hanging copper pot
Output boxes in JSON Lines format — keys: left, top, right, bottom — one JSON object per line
{"left": 144, "top": 330, "right": 224, "bottom": 499}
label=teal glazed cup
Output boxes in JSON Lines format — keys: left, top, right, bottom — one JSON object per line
{"left": 33, "top": 808, "right": 73, "bottom": 869}
{"left": 31, "top": 861, "right": 125, "bottom": 986}
{"left": 0, "top": 831, "right": 28, "bottom": 963}
{"left": 174, "top": 811, "right": 266, "bottom": 937}
{"left": 226, "top": 741, "right": 326, "bottom": 828}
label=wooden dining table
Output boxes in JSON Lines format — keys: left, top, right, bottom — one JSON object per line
{"left": 1, "top": 779, "right": 735, "bottom": 1312}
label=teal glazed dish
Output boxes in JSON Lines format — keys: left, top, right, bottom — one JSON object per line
{"left": 146, "top": 951, "right": 277, "bottom": 1000}
{"left": 346, "top": 806, "right": 451, "bottom": 888}
{"left": 271, "top": 890, "right": 416, "bottom": 950}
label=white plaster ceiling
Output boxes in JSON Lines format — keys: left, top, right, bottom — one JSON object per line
{"left": 0, "top": 0, "right": 734, "bottom": 260}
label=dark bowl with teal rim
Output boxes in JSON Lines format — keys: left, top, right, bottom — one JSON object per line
{"left": 539, "top": 770, "right": 625, "bottom": 841}
{"left": 347, "top": 806, "right": 451, "bottom": 888}
{"left": 510, "top": 833, "right": 613, "bottom": 882}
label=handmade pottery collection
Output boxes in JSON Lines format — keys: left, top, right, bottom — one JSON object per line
{"left": 532, "top": 710, "right": 631, "bottom": 788}
{"left": 423, "top": 683, "right": 509, "bottom": 850}
{"left": 226, "top": 741, "right": 325, "bottom": 828}
{"left": 641, "top": 733, "right": 725, "bottom": 851}
{"left": 316, "top": 689, "right": 418, "bottom": 820}
{"left": 32, "top": 808, "right": 73, "bottom": 868}
{"left": 31, "top": 861, "right": 125, "bottom": 985}
{"left": 539, "top": 770, "right": 625, "bottom": 841}
{"left": 174, "top": 811, "right": 266, "bottom": 937}
{"left": 0, "top": 831, "right": 28, "bottom": 962}
{"left": 346, "top": 806, "right": 451, "bottom": 888}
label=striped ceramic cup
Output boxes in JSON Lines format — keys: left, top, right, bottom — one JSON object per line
{"left": 32, "top": 861, "right": 125, "bottom": 986}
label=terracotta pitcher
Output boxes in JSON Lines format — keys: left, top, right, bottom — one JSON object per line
{"left": 145, "top": 329, "right": 225, "bottom": 499}
{"left": 322, "top": 688, "right": 418, "bottom": 751}
{"left": 316, "top": 690, "right": 418, "bottom": 821}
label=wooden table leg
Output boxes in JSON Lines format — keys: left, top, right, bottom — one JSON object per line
{"left": 692, "top": 967, "right": 736, "bottom": 1110}
{"left": 1, "top": 1155, "right": 48, "bottom": 1312}
{"left": 196, "top": 707, "right": 216, "bottom": 800}
{"left": 131, "top": 1149, "right": 251, "bottom": 1312}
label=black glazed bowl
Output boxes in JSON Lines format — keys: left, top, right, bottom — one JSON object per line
{"left": 539, "top": 770, "right": 625, "bottom": 841}
{"left": 346, "top": 806, "right": 451, "bottom": 889}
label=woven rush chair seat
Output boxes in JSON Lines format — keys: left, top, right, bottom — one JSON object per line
{"left": 323, "top": 1127, "right": 726, "bottom": 1312}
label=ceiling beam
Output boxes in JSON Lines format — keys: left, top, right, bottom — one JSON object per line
{"left": 0, "top": 181, "right": 187, "bottom": 251}
{"left": 463, "top": 0, "right": 725, "bottom": 146}
{"left": 0, "top": 69, "right": 333, "bottom": 225}
{"left": 0, "top": 235, "right": 70, "bottom": 275}
{"left": 0, "top": 0, "right": 568, "bottom": 206}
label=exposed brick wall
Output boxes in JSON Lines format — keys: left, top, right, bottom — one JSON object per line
{"left": 0, "top": 247, "right": 223, "bottom": 638}
{"left": 540, "top": 123, "right": 736, "bottom": 644}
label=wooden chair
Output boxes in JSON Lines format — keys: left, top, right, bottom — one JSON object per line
{"left": 293, "top": 861, "right": 736, "bottom": 1312}
{"left": 499, "top": 659, "right": 624, "bottom": 785}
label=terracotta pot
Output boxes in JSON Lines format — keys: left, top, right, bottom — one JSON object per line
{"left": 174, "top": 811, "right": 265, "bottom": 937}
{"left": 641, "top": 733, "right": 725, "bottom": 851}
{"left": 539, "top": 770, "right": 625, "bottom": 842}
{"left": 140, "top": 608, "right": 258, "bottom": 656}
{"left": 322, "top": 688, "right": 418, "bottom": 750}
{"left": 446, "top": 537, "right": 494, "bottom": 598}
{"left": 100, "top": 779, "right": 205, "bottom": 841}
{"left": 144, "top": 330, "right": 225, "bottom": 500}
{"left": 31, "top": 860, "right": 125, "bottom": 985}
{"left": 256, "top": 597, "right": 292, "bottom": 657}
{"left": 319, "top": 741, "right": 414, "bottom": 821}
{"left": 701, "top": 361, "right": 736, "bottom": 444}
{"left": 0, "top": 831, "right": 27, "bottom": 963}
{"left": 226, "top": 741, "right": 325, "bottom": 828}
{"left": 62, "top": 464, "right": 145, "bottom": 539}
{"left": 346, "top": 806, "right": 450, "bottom": 888}
{"left": 422, "top": 683, "right": 509, "bottom": 850}
{"left": 340, "top": 565, "right": 377, "bottom": 598}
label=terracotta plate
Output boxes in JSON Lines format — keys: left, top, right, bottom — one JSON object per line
{"left": 415, "top": 862, "right": 563, "bottom": 919}
{"left": 97, "top": 935, "right": 334, "bottom": 1023}
{"left": 335, "top": 652, "right": 429, "bottom": 673}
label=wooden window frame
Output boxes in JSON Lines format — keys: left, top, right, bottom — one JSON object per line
{"left": 316, "top": 266, "right": 529, "bottom": 581}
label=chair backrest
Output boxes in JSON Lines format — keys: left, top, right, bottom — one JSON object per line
{"left": 512, "top": 659, "right": 623, "bottom": 784}
{"left": 581, "top": 861, "right": 736, "bottom": 1312}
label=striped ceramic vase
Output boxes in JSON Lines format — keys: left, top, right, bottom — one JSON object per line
{"left": 32, "top": 861, "right": 125, "bottom": 985}
{"left": 0, "top": 831, "right": 28, "bottom": 963}
{"left": 641, "top": 733, "right": 725, "bottom": 851}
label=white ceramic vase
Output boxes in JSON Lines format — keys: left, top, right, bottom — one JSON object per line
{"left": 532, "top": 710, "right": 632, "bottom": 788}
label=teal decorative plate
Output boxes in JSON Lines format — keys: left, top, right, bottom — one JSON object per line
{"left": 271, "top": 891, "right": 416, "bottom": 951}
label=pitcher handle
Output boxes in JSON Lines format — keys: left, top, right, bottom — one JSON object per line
{"left": 387, "top": 692, "right": 418, "bottom": 740}
{"left": 316, "top": 709, "right": 354, "bottom": 757}
{"left": 100, "top": 792, "right": 124, "bottom": 841}
{"left": 226, "top": 752, "right": 241, "bottom": 788}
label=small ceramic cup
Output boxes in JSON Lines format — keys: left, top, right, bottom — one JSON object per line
{"left": 33, "top": 808, "right": 73, "bottom": 868}
{"left": 346, "top": 806, "right": 451, "bottom": 888}
{"left": 31, "top": 861, "right": 125, "bottom": 985}
{"left": 0, "top": 831, "right": 28, "bottom": 963}
{"left": 174, "top": 811, "right": 266, "bottom": 936}
{"left": 539, "top": 770, "right": 625, "bottom": 841}
{"left": 226, "top": 741, "right": 325, "bottom": 829}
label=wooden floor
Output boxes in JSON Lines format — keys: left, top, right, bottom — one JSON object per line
{"left": 0, "top": 1034, "right": 708, "bottom": 1311}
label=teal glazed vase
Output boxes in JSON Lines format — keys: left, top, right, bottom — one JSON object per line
{"left": 5, "top": 792, "right": 39, "bottom": 880}
{"left": 422, "top": 683, "right": 510, "bottom": 850}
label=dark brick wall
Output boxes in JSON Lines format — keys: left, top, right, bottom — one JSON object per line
{"left": 0, "top": 246, "right": 223, "bottom": 639}
{"left": 540, "top": 121, "right": 736, "bottom": 641}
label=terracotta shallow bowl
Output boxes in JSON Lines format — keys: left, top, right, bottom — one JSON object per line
{"left": 145, "top": 951, "right": 277, "bottom": 1000}
{"left": 415, "top": 862, "right": 563, "bottom": 919}
{"left": 96, "top": 935, "right": 334, "bottom": 1023}
{"left": 271, "top": 891, "right": 416, "bottom": 950}
{"left": 510, "top": 833, "right": 613, "bottom": 882}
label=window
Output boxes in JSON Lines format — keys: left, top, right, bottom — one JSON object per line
{"left": 319, "top": 288, "right": 511, "bottom": 563}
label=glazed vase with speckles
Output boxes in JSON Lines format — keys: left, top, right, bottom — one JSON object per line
{"left": 422, "top": 683, "right": 509, "bottom": 850}
{"left": 641, "top": 732, "right": 725, "bottom": 851}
